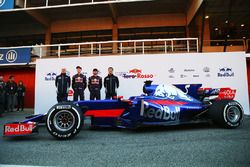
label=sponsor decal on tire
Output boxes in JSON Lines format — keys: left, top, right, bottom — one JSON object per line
{"left": 223, "top": 101, "right": 243, "bottom": 127}
{"left": 46, "top": 103, "right": 83, "bottom": 139}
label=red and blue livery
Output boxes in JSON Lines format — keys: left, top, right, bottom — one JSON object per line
{"left": 3, "top": 81, "right": 244, "bottom": 139}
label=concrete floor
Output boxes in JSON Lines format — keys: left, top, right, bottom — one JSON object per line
{"left": 0, "top": 110, "right": 250, "bottom": 167}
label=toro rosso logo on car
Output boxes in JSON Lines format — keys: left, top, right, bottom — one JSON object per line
{"left": 4, "top": 123, "right": 35, "bottom": 136}
{"left": 117, "top": 68, "right": 154, "bottom": 79}
{"left": 141, "top": 101, "right": 180, "bottom": 121}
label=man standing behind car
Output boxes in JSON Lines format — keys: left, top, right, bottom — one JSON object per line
{"left": 0, "top": 75, "right": 5, "bottom": 117}
{"left": 16, "top": 81, "right": 26, "bottom": 112}
{"left": 55, "top": 68, "right": 71, "bottom": 102}
{"left": 5, "top": 76, "right": 17, "bottom": 112}
{"left": 104, "top": 67, "right": 119, "bottom": 99}
{"left": 72, "top": 66, "right": 87, "bottom": 101}
{"left": 88, "top": 68, "right": 102, "bottom": 100}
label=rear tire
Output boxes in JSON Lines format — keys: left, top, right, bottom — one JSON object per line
{"left": 209, "top": 100, "right": 244, "bottom": 128}
{"left": 46, "top": 102, "right": 83, "bottom": 139}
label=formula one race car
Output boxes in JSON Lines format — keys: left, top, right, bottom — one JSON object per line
{"left": 3, "top": 81, "right": 244, "bottom": 139}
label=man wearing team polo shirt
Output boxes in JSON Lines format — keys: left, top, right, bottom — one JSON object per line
{"left": 72, "top": 66, "right": 87, "bottom": 101}
{"left": 88, "top": 68, "right": 102, "bottom": 100}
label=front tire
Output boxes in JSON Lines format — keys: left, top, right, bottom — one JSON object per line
{"left": 46, "top": 102, "right": 83, "bottom": 139}
{"left": 209, "top": 100, "right": 244, "bottom": 128}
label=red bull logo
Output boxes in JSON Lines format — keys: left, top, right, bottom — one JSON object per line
{"left": 218, "top": 67, "right": 234, "bottom": 77}
{"left": 4, "top": 123, "right": 35, "bottom": 136}
{"left": 141, "top": 101, "right": 180, "bottom": 121}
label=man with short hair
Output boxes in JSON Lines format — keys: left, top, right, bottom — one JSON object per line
{"left": 0, "top": 75, "right": 5, "bottom": 116}
{"left": 5, "top": 76, "right": 17, "bottom": 112}
{"left": 72, "top": 66, "right": 87, "bottom": 101}
{"left": 55, "top": 68, "right": 71, "bottom": 102}
{"left": 104, "top": 67, "right": 119, "bottom": 99}
{"left": 88, "top": 68, "right": 102, "bottom": 100}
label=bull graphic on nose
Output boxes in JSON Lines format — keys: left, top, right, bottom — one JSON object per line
{"left": 153, "top": 84, "right": 193, "bottom": 101}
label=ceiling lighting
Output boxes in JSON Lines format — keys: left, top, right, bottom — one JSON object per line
{"left": 214, "top": 27, "right": 219, "bottom": 31}
{"left": 205, "top": 15, "right": 209, "bottom": 19}
{"left": 241, "top": 24, "right": 245, "bottom": 27}
{"left": 225, "top": 20, "right": 229, "bottom": 24}
{"left": 227, "top": 34, "right": 230, "bottom": 38}
{"left": 243, "top": 37, "right": 246, "bottom": 39}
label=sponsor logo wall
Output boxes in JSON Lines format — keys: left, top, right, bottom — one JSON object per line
{"left": 35, "top": 52, "right": 249, "bottom": 115}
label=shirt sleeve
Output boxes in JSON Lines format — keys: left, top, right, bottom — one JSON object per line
{"left": 116, "top": 76, "right": 119, "bottom": 88}
{"left": 83, "top": 75, "right": 87, "bottom": 90}
{"left": 55, "top": 76, "right": 58, "bottom": 87}
{"left": 100, "top": 77, "right": 102, "bottom": 90}
{"left": 68, "top": 76, "right": 71, "bottom": 89}
{"left": 104, "top": 77, "right": 107, "bottom": 88}
{"left": 72, "top": 75, "right": 75, "bottom": 89}
{"left": 5, "top": 82, "right": 9, "bottom": 94}
{"left": 14, "top": 82, "right": 18, "bottom": 93}
{"left": 88, "top": 77, "right": 91, "bottom": 91}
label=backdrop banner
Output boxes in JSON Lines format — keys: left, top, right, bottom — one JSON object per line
{"left": 0, "top": 0, "right": 14, "bottom": 10}
{"left": 0, "top": 48, "right": 31, "bottom": 64}
{"left": 35, "top": 52, "right": 250, "bottom": 115}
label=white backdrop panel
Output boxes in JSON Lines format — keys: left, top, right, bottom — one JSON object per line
{"left": 35, "top": 52, "right": 249, "bottom": 115}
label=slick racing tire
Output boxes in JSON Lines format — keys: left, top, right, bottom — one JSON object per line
{"left": 209, "top": 100, "right": 244, "bottom": 128}
{"left": 46, "top": 102, "right": 83, "bottom": 139}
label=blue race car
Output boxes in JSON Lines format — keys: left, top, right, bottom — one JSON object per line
{"left": 3, "top": 81, "right": 244, "bottom": 139}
